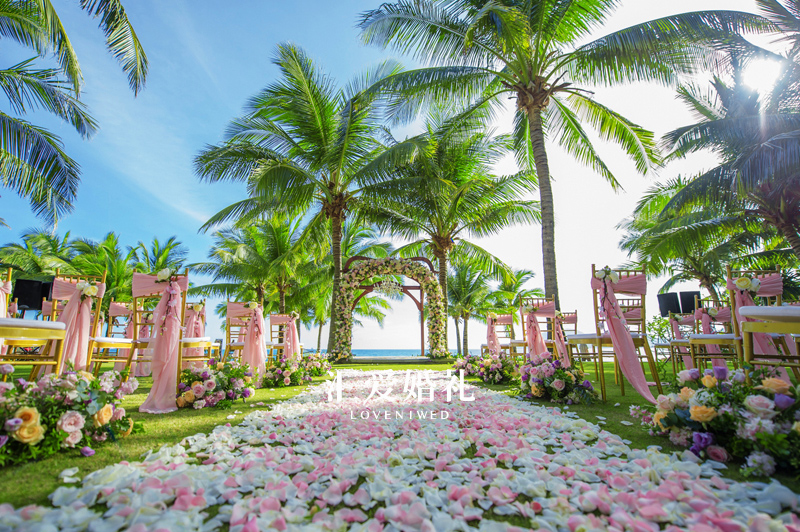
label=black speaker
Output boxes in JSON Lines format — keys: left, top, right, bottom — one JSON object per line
{"left": 680, "top": 291, "right": 702, "bottom": 313}
{"left": 657, "top": 293, "right": 681, "bottom": 317}
{"left": 40, "top": 281, "right": 52, "bottom": 301}
{"left": 11, "top": 279, "right": 43, "bottom": 310}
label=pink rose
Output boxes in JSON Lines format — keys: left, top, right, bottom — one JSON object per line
{"left": 112, "top": 407, "right": 125, "bottom": 422}
{"left": 283, "top": 377, "right": 291, "bottom": 385}
{"left": 63, "top": 430, "right": 83, "bottom": 448}
{"left": 552, "top": 379, "right": 565, "bottom": 391}
{"left": 744, "top": 395, "right": 778, "bottom": 419}
{"left": 57, "top": 410, "right": 86, "bottom": 433}
{"left": 706, "top": 445, "right": 730, "bottom": 463}
{"left": 656, "top": 394, "right": 675, "bottom": 412}
{"left": 191, "top": 383, "right": 206, "bottom": 398}
{"left": 204, "top": 379, "right": 216, "bottom": 391}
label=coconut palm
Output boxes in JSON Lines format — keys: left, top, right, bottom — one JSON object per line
{"left": 359, "top": 0, "right": 773, "bottom": 307}
{"left": 447, "top": 260, "right": 495, "bottom": 356}
{"left": 129, "top": 236, "right": 187, "bottom": 274}
{"left": 0, "top": 229, "right": 74, "bottom": 278}
{"left": 359, "top": 108, "right": 538, "bottom": 327}
{"left": 69, "top": 232, "right": 136, "bottom": 310}
{"left": 489, "top": 268, "right": 542, "bottom": 338}
{"left": 0, "top": 0, "right": 147, "bottom": 224}
{"left": 195, "top": 43, "right": 405, "bottom": 353}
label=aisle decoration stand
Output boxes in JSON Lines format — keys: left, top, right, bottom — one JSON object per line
{"left": 590, "top": 268, "right": 656, "bottom": 405}
{"left": 137, "top": 271, "right": 188, "bottom": 414}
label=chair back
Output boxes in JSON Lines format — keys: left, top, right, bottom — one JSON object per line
{"left": 131, "top": 269, "right": 189, "bottom": 342}
{"left": 108, "top": 300, "right": 132, "bottom": 337}
{"left": 726, "top": 265, "right": 782, "bottom": 337}
{"left": 270, "top": 314, "right": 293, "bottom": 343}
{"left": 519, "top": 296, "right": 554, "bottom": 341}
{"left": 590, "top": 264, "right": 647, "bottom": 336}
{"left": 1, "top": 267, "right": 10, "bottom": 309}
{"left": 52, "top": 270, "right": 107, "bottom": 338}
{"left": 560, "top": 311, "right": 578, "bottom": 336}
{"left": 225, "top": 301, "right": 250, "bottom": 345}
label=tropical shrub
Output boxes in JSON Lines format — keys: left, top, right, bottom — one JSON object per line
{"left": 518, "top": 354, "right": 599, "bottom": 404}
{"left": 262, "top": 355, "right": 312, "bottom": 388}
{"left": 631, "top": 366, "right": 800, "bottom": 476}
{"left": 177, "top": 359, "right": 254, "bottom": 409}
{"left": 453, "top": 352, "right": 517, "bottom": 384}
{"left": 0, "top": 366, "right": 139, "bottom": 466}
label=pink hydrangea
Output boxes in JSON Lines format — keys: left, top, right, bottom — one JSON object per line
{"left": 56, "top": 410, "right": 86, "bottom": 433}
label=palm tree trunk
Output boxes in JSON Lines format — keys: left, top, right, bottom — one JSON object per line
{"left": 777, "top": 222, "right": 800, "bottom": 262}
{"left": 462, "top": 314, "right": 469, "bottom": 357}
{"left": 453, "top": 316, "right": 461, "bottom": 357}
{"left": 317, "top": 321, "right": 324, "bottom": 353}
{"left": 435, "top": 248, "right": 448, "bottom": 338}
{"left": 528, "top": 109, "right": 560, "bottom": 309}
{"left": 279, "top": 288, "right": 286, "bottom": 314}
{"left": 327, "top": 213, "right": 344, "bottom": 353}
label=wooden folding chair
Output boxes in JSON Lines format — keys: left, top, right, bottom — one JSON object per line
{"left": 269, "top": 314, "right": 302, "bottom": 361}
{"left": 0, "top": 318, "right": 66, "bottom": 380}
{"left": 180, "top": 298, "right": 218, "bottom": 370}
{"left": 666, "top": 312, "right": 696, "bottom": 376}
{"left": 87, "top": 299, "right": 137, "bottom": 377}
{"left": 221, "top": 301, "right": 251, "bottom": 363}
{"left": 518, "top": 296, "right": 555, "bottom": 357}
{"left": 480, "top": 314, "right": 515, "bottom": 356}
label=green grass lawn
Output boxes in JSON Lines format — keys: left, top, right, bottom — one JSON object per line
{"left": 1, "top": 360, "right": 797, "bottom": 508}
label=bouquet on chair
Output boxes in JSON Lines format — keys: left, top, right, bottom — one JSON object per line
{"left": 518, "top": 354, "right": 599, "bottom": 404}
{"left": 632, "top": 366, "right": 800, "bottom": 477}
{"left": 0, "top": 366, "right": 139, "bottom": 466}
{"left": 177, "top": 358, "right": 255, "bottom": 409}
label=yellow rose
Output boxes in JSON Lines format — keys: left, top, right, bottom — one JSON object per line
{"left": 734, "top": 277, "right": 752, "bottom": 291}
{"left": 93, "top": 404, "right": 114, "bottom": 428}
{"left": 244, "top": 376, "right": 252, "bottom": 383}
{"left": 701, "top": 375, "right": 717, "bottom": 389}
{"left": 216, "top": 363, "right": 225, "bottom": 370}
{"left": 679, "top": 387, "right": 695, "bottom": 403}
{"left": 793, "top": 421, "right": 800, "bottom": 434}
{"left": 78, "top": 370, "right": 95, "bottom": 382}
{"left": 12, "top": 422, "right": 45, "bottom": 445}
{"left": 758, "top": 378, "right": 791, "bottom": 395}
{"left": 13, "top": 406, "right": 40, "bottom": 427}
{"left": 192, "top": 381, "right": 202, "bottom": 388}
{"left": 121, "top": 418, "right": 134, "bottom": 437}
{"left": 176, "top": 396, "right": 187, "bottom": 408}
{"left": 182, "top": 390, "right": 195, "bottom": 403}
{"left": 690, "top": 405, "right": 717, "bottom": 423}
{"left": 566, "top": 372, "right": 575, "bottom": 382}
{"left": 652, "top": 411, "right": 668, "bottom": 430}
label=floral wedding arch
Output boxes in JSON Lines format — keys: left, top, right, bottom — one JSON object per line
{"left": 332, "top": 257, "right": 448, "bottom": 360}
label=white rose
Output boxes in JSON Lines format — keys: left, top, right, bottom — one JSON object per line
{"left": 75, "top": 281, "right": 88, "bottom": 291}
{"left": 83, "top": 285, "right": 98, "bottom": 297}
{"left": 193, "top": 303, "right": 204, "bottom": 312}
{"left": 749, "top": 278, "right": 761, "bottom": 293}
{"left": 156, "top": 268, "right": 172, "bottom": 281}
{"left": 707, "top": 308, "right": 718, "bottom": 318}
{"left": 734, "top": 277, "right": 752, "bottom": 291}
{"left": 594, "top": 270, "right": 605, "bottom": 279}
{"left": 608, "top": 271, "right": 620, "bottom": 283}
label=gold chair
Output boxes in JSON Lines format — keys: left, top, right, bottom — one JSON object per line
{"left": 741, "top": 306, "right": 800, "bottom": 381}
{"left": 666, "top": 312, "right": 696, "bottom": 375}
{"left": 269, "top": 314, "right": 302, "bottom": 361}
{"left": 480, "top": 314, "right": 515, "bottom": 356}
{"left": 567, "top": 265, "right": 662, "bottom": 402}
{"left": 222, "top": 301, "right": 251, "bottom": 363}
{"left": 518, "top": 296, "right": 555, "bottom": 358}
{"left": 87, "top": 299, "right": 137, "bottom": 377}
{"left": 0, "top": 318, "right": 66, "bottom": 380}
{"left": 180, "top": 299, "right": 218, "bottom": 370}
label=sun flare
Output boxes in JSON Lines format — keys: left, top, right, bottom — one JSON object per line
{"left": 743, "top": 59, "right": 783, "bottom": 94}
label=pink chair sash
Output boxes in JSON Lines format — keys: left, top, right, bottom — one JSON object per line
{"left": 7, "top": 301, "right": 16, "bottom": 317}
{"left": 182, "top": 306, "right": 207, "bottom": 366}
{"left": 109, "top": 302, "right": 131, "bottom": 317}
{"left": 138, "top": 276, "right": 187, "bottom": 414}
{"left": 552, "top": 315, "right": 571, "bottom": 367}
{"left": 727, "top": 277, "right": 792, "bottom": 382}
{"left": 591, "top": 274, "right": 656, "bottom": 404}
{"left": 561, "top": 313, "right": 577, "bottom": 324}
{"left": 242, "top": 306, "right": 267, "bottom": 376}
{"left": 669, "top": 318, "right": 694, "bottom": 369}
{"left": 228, "top": 303, "right": 250, "bottom": 343}
{"left": 270, "top": 315, "right": 300, "bottom": 359}
{"left": 0, "top": 280, "right": 10, "bottom": 354}
{"left": 41, "top": 300, "right": 53, "bottom": 318}
{"left": 525, "top": 312, "right": 547, "bottom": 359}
{"left": 113, "top": 318, "right": 137, "bottom": 373}
{"left": 621, "top": 308, "right": 641, "bottom": 320}
{"left": 486, "top": 317, "right": 500, "bottom": 356}
{"left": 47, "top": 281, "right": 106, "bottom": 372}
{"left": 133, "top": 323, "right": 152, "bottom": 377}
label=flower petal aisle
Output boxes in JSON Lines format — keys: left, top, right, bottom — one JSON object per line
{"left": 2, "top": 370, "right": 799, "bottom": 531}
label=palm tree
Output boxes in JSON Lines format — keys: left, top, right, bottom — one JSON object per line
{"left": 69, "top": 232, "right": 136, "bottom": 311}
{"left": 195, "top": 43, "right": 404, "bottom": 353}
{"left": 130, "top": 236, "right": 187, "bottom": 274}
{"left": 0, "top": 0, "right": 147, "bottom": 224}
{"left": 0, "top": 229, "right": 74, "bottom": 278}
{"left": 359, "top": 108, "right": 538, "bottom": 327}
{"left": 490, "top": 268, "right": 542, "bottom": 339}
{"left": 447, "top": 260, "right": 494, "bottom": 356}
{"left": 359, "top": 0, "right": 772, "bottom": 307}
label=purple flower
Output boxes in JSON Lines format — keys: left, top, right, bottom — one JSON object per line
{"left": 0, "top": 364, "right": 13, "bottom": 375}
{"left": 718, "top": 382, "right": 731, "bottom": 394}
{"left": 689, "top": 444, "right": 702, "bottom": 456}
{"left": 692, "top": 432, "right": 714, "bottom": 450}
{"left": 227, "top": 390, "right": 235, "bottom": 399}
{"left": 732, "top": 370, "right": 746, "bottom": 383}
{"left": 80, "top": 446, "right": 95, "bottom": 457}
{"left": 703, "top": 369, "right": 714, "bottom": 376}
{"left": 774, "top": 394, "right": 796, "bottom": 410}
{"left": 4, "top": 418, "right": 23, "bottom": 432}
{"left": 201, "top": 372, "right": 210, "bottom": 380}
{"left": 178, "top": 382, "right": 188, "bottom": 391}
{"left": 0, "top": 435, "right": 7, "bottom": 448}
{"left": 208, "top": 359, "right": 216, "bottom": 366}
{"left": 688, "top": 368, "right": 701, "bottom": 381}
{"left": 244, "top": 371, "right": 253, "bottom": 377}
{"left": 713, "top": 366, "right": 728, "bottom": 381}
{"left": 242, "top": 388, "right": 251, "bottom": 398}
{"left": 582, "top": 380, "right": 593, "bottom": 391}
{"left": 553, "top": 360, "right": 561, "bottom": 368}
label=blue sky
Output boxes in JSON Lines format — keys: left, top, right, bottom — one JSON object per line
{"left": 2, "top": 0, "right": 771, "bottom": 349}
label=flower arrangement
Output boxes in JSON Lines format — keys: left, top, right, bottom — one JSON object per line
{"left": 518, "top": 353, "right": 599, "bottom": 404}
{"left": 244, "top": 301, "right": 259, "bottom": 310}
{"left": 333, "top": 258, "right": 448, "bottom": 360}
{"left": 374, "top": 279, "right": 402, "bottom": 298}
{"left": 192, "top": 303, "right": 204, "bottom": 312}
{"left": 0, "top": 368, "right": 139, "bottom": 466}
{"left": 733, "top": 276, "right": 762, "bottom": 294}
{"left": 155, "top": 268, "right": 175, "bottom": 282}
{"left": 75, "top": 280, "right": 99, "bottom": 301}
{"left": 487, "top": 312, "right": 498, "bottom": 320}
{"left": 594, "top": 265, "right": 620, "bottom": 283}
{"left": 301, "top": 352, "right": 331, "bottom": 377}
{"left": 262, "top": 355, "right": 312, "bottom": 388}
{"left": 632, "top": 366, "right": 800, "bottom": 477}
{"left": 453, "top": 353, "right": 517, "bottom": 384}
{"left": 177, "top": 359, "right": 255, "bottom": 409}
